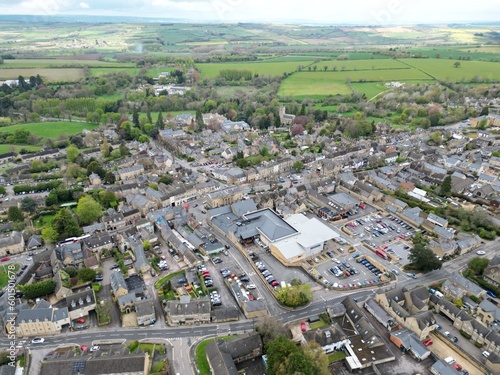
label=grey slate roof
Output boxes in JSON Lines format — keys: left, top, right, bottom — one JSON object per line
{"left": 110, "top": 271, "right": 128, "bottom": 294}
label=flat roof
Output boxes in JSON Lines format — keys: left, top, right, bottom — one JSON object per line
{"left": 329, "top": 192, "right": 359, "bottom": 207}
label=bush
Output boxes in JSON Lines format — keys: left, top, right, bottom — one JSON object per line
{"left": 460, "top": 330, "right": 471, "bottom": 339}
{"left": 127, "top": 341, "right": 139, "bottom": 352}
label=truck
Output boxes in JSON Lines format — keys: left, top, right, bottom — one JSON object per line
{"left": 375, "top": 249, "right": 388, "bottom": 260}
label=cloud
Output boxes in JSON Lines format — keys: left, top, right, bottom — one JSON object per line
{"left": 18, "top": 0, "right": 63, "bottom": 15}
{"left": 79, "top": 2, "right": 90, "bottom": 8}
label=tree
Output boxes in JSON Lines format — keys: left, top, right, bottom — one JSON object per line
{"left": 65, "top": 266, "right": 78, "bottom": 278}
{"left": 97, "top": 190, "right": 118, "bottom": 209}
{"left": 86, "top": 161, "right": 106, "bottom": 178}
{"left": 76, "top": 195, "right": 102, "bottom": 225}
{"left": 302, "top": 341, "right": 330, "bottom": 375}
{"left": 293, "top": 160, "right": 305, "bottom": 172}
{"left": 41, "top": 226, "right": 59, "bottom": 243}
{"left": 468, "top": 257, "right": 489, "bottom": 276}
{"left": 408, "top": 243, "right": 442, "bottom": 272}
{"left": 256, "top": 316, "right": 290, "bottom": 345}
{"left": 266, "top": 336, "right": 300, "bottom": 375}
{"left": 52, "top": 208, "right": 80, "bottom": 238}
{"left": 440, "top": 175, "right": 452, "bottom": 196}
{"left": 20, "top": 197, "right": 37, "bottom": 214}
{"left": 275, "top": 283, "right": 312, "bottom": 307}
{"left": 454, "top": 61, "right": 461, "bottom": 68}
{"left": 142, "top": 240, "right": 152, "bottom": 251}
{"left": 156, "top": 111, "right": 164, "bottom": 130}
{"left": 101, "top": 137, "right": 110, "bottom": 157}
{"left": 78, "top": 268, "right": 96, "bottom": 282}
{"left": 8, "top": 206, "right": 24, "bottom": 222}
{"left": 66, "top": 144, "right": 80, "bottom": 163}
{"left": 19, "top": 280, "right": 56, "bottom": 299}
{"left": 103, "top": 171, "right": 116, "bottom": 185}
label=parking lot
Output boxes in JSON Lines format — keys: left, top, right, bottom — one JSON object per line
{"left": 315, "top": 252, "right": 387, "bottom": 289}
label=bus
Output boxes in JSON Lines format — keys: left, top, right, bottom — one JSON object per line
{"left": 375, "top": 249, "right": 388, "bottom": 260}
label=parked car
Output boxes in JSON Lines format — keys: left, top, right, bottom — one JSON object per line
{"left": 422, "top": 339, "right": 433, "bottom": 346}
{"left": 482, "top": 351, "right": 490, "bottom": 358}
{"left": 406, "top": 272, "right": 417, "bottom": 279}
{"left": 246, "top": 284, "right": 256, "bottom": 290}
{"left": 301, "top": 321, "right": 307, "bottom": 332}
{"left": 74, "top": 317, "right": 86, "bottom": 324}
{"left": 435, "top": 324, "right": 442, "bottom": 330}
{"left": 31, "top": 337, "right": 45, "bottom": 344}
{"left": 450, "top": 336, "right": 458, "bottom": 343}
{"left": 90, "top": 346, "right": 100, "bottom": 352}
{"left": 0, "top": 257, "right": 10, "bottom": 262}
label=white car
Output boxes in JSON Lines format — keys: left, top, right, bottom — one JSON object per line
{"left": 90, "top": 346, "right": 100, "bottom": 352}
{"left": 476, "top": 251, "right": 486, "bottom": 255}
{"left": 246, "top": 284, "right": 256, "bottom": 290}
{"left": 31, "top": 337, "right": 45, "bottom": 344}
{"left": 26, "top": 257, "right": 32, "bottom": 261}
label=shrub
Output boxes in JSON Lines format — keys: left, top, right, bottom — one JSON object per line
{"left": 460, "top": 330, "right": 471, "bottom": 339}
{"left": 127, "top": 341, "right": 139, "bottom": 352}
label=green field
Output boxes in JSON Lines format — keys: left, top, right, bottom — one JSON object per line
{"left": 279, "top": 68, "right": 431, "bottom": 98}
{"left": 196, "top": 61, "right": 314, "bottom": 78}
{"left": 0, "top": 68, "right": 85, "bottom": 82}
{"left": 0, "top": 264, "right": 20, "bottom": 289}
{"left": 279, "top": 73, "right": 352, "bottom": 97}
{"left": 1, "top": 59, "right": 135, "bottom": 68}
{"left": 0, "top": 144, "right": 42, "bottom": 154}
{"left": 350, "top": 82, "right": 389, "bottom": 99}
{"left": 89, "top": 67, "right": 140, "bottom": 76}
{"left": 310, "top": 58, "right": 408, "bottom": 71}
{"left": 0, "top": 122, "right": 98, "bottom": 138}
{"left": 400, "top": 58, "right": 500, "bottom": 81}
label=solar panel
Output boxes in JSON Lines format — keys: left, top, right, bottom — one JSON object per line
{"left": 71, "top": 361, "right": 86, "bottom": 374}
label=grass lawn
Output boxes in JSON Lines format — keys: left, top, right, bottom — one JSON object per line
{"left": 196, "top": 60, "right": 314, "bottom": 78}
{"left": 0, "top": 144, "right": 41, "bottom": 154}
{"left": 89, "top": 67, "right": 140, "bottom": 76}
{"left": 279, "top": 73, "right": 352, "bottom": 97}
{"left": 328, "top": 351, "right": 346, "bottom": 363}
{"left": 309, "top": 317, "right": 329, "bottom": 329}
{"left": 154, "top": 270, "right": 184, "bottom": 290}
{"left": 0, "top": 121, "right": 98, "bottom": 138}
{"left": 139, "top": 343, "right": 165, "bottom": 356}
{"left": 310, "top": 58, "right": 408, "bottom": 71}
{"left": 35, "top": 214, "right": 55, "bottom": 228}
{"left": 196, "top": 336, "right": 236, "bottom": 375}
{"left": 0, "top": 68, "right": 85, "bottom": 82}
{"left": 2, "top": 59, "right": 136, "bottom": 68}
{"left": 0, "top": 264, "right": 20, "bottom": 289}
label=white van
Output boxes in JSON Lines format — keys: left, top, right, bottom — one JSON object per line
{"left": 444, "top": 356, "right": 456, "bottom": 365}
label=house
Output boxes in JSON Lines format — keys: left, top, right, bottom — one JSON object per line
{"left": 164, "top": 296, "right": 211, "bottom": 325}
{"left": 66, "top": 289, "right": 96, "bottom": 322}
{"left": 135, "top": 299, "right": 156, "bottom": 326}
{"left": 430, "top": 360, "right": 460, "bottom": 375}
{"left": 82, "top": 232, "right": 113, "bottom": 254}
{"left": 279, "top": 106, "right": 296, "bottom": 125}
{"left": 389, "top": 328, "right": 431, "bottom": 361}
{"left": 477, "top": 299, "right": 500, "bottom": 327}
{"left": 205, "top": 186, "right": 243, "bottom": 208}
{"left": 484, "top": 255, "right": 500, "bottom": 287}
{"left": 0, "top": 231, "right": 25, "bottom": 256}
{"left": 110, "top": 271, "right": 129, "bottom": 301}
{"left": 89, "top": 172, "right": 101, "bottom": 187}
{"left": 25, "top": 235, "right": 43, "bottom": 250}
{"left": 127, "top": 236, "right": 151, "bottom": 274}
{"left": 13, "top": 299, "right": 70, "bottom": 337}
{"left": 55, "top": 242, "right": 84, "bottom": 267}
{"left": 117, "top": 165, "right": 145, "bottom": 181}
{"left": 205, "top": 332, "right": 263, "bottom": 375}
{"left": 442, "top": 273, "right": 486, "bottom": 299}
{"left": 102, "top": 210, "right": 126, "bottom": 231}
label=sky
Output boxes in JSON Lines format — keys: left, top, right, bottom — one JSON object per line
{"left": 0, "top": 0, "right": 499, "bottom": 24}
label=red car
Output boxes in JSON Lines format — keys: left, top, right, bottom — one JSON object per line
{"left": 271, "top": 280, "right": 279, "bottom": 287}
{"left": 301, "top": 321, "right": 307, "bottom": 332}
{"left": 422, "top": 339, "right": 433, "bottom": 346}
{"left": 453, "top": 364, "right": 462, "bottom": 371}
{"left": 0, "top": 257, "right": 10, "bottom": 262}
{"left": 74, "top": 317, "right": 86, "bottom": 324}
{"left": 80, "top": 345, "right": 88, "bottom": 351}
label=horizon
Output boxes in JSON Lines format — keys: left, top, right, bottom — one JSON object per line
{"left": 0, "top": 0, "right": 499, "bottom": 25}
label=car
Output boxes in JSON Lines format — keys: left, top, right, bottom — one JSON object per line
{"left": 486, "top": 290, "right": 497, "bottom": 298}
{"left": 422, "top": 339, "right": 433, "bottom": 346}
{"left": 0, "top": 257, "right": 10, "bottom": 262}
{"left": 74, "top": 317, "right": 86, "bottom": 324}
{"left": 90, "top": 346, "right": 100, "bottom": 352}
{"left": 307, "top": 259, "right": 314, "bottom": 265}
{"left": 110, "top": 264, "right": 119, "bottom": 270}
{"left": 31, "top": 337, "right": 45, "bottom": 344}
{"left": 301, "top": 321, "right": 307, "bottom": 332}
{"left": 95, "top": 274, "right": 103, "bottom": 281}
{"left": 453, "top": 364, "right": 463, "bottom": 371}
{"left": 392, "top": 269, "right": 399, "bottom": 275}
{"left": 25, "top": 257, "right": 32, "bottom": 261}
{"left": 246, "top": 284, "right": 256, "bottom": 290}
{"left": 271, "top": 280, "right": 280, "bottom": 287}
{"left": 21, "top": 264, "right": 28, "bottom": 270}
{"left": 240, "top": 276, "right": 250, "bottom": 282}
{"left": 444, "top": 331, "right": 450, "bottom": 337}
{"left": 326, "top": 251, "right": 334, "bottom": 258}
{"left": 450, "top": 336, "right": 458, "bottom": 343}
{"left": 333, "top": 259, "right": 341, "bottom": 264}
{"left": 482, "top": 351, "right": 490, "bottom": 358}
{"left": 476, "top": 250, "right": 486, "bottom": 255}
{"left": 177, "top": 278, "right": 187, "bottom": 284}
{"left": 201, "top": 210, "right": 206, "bottom": 214}
{"left": 406, "top": 272, "right": 417, "bottom": 279}
{"left": 435, "top": 324, "right": 442, "bottom": 330}
{"left": 213, "top": 258, "right": 223, "bottom": 264}
{"left": 80, "top": 345, "right": 88, "bottom": 351}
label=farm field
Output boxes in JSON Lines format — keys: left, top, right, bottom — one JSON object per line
{"left": 0, "top": 68, "right": 85, "bottom": 82}
{"left": 0, "top": 121, "right": 98, "bottom": 138}
{"left": 400, "top": 58, "right": 500, "bottom": 81}
{"left": 279, "top": 73, "right": 351, "bottom": 97}
{"left": 89, "top": 67, "right": 140, "bottom": 76}
{"left": 310, "top": 58, "right": 408, "bottom": 71}
{"left": 349, "top": 82, "right": 388, "bottom": 99}
{"left": 1, "top": 59, "right": 135, "bottom": 68}
{"left": 279, "top": 69, "right": 432, "bottom": 98}
{"left": 195, "top": 61, "right": 314, "bottom": 78}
